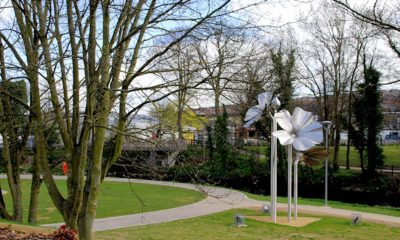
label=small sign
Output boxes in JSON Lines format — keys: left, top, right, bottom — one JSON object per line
{"left": 234, "top": 214, "right": 247, "bottom": 227}
{"left": 351, "top": 213, "right": 362, "bottom": 225}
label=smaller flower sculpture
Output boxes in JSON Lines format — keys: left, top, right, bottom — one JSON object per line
{"left": 243, "top": 91, "right": 273, "bottom": 128}
{"left": 272, "top": 107, "right": 323, "bottom": 151}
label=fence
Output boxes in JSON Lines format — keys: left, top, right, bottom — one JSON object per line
{"left": 381, "top": 139, "right": 400, "bottom": 145}
{"left": 380, "top": 165, "right": 400, "bottom": 176}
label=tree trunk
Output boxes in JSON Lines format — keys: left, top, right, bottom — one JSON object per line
{"left": 214, "top": 91, "right": 220, "bottom": 116}
{"left": 333, "top": 126, "right": 341, "bottom": 170}
{"left": 177, "top": 106, "right": 183, "bottom": 140}
{"left": 0, "top": 183, "right": 12, "bottom": 220}
{"left": 28, "top": 155, "right": 42, "bottom": 224}
{"left": 77, "top": 3, "right": 112, "bottom": 238}
{"left": 345, "top": 138, "right": 351, "bottom": 170}
{"left": 345, "top": 91, "right": 353, "bottom": 170}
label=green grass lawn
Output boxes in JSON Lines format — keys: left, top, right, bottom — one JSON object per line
{"left": 243, "top": 192, "right": 400, "bottom": 217}
{"left": 0, "top": 180, "right": 204, "bottom": 224}
{"left": 331, "top": 145, "right": 400, "bottom": 168}
{"left": 243, "top": 145, "right": 400, "bottom": 168}
{"left": 95, "top": 209, "right": 400, "bottom": 240}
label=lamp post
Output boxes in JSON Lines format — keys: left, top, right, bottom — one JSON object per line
{"left": 321, "top": 121, "right": 332, "bottom": 207}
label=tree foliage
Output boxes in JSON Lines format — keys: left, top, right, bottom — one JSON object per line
{"left": 270, "top": 46, "right": 296, "bottom": 178}
{"left": 271, "top": 47, "right": 296, "bottom": 111}
{"left": 214, "top": 105, "right": 231, "bottom": 171}
{"left": 350, "top": 64, "right": 384, "bottom": 174}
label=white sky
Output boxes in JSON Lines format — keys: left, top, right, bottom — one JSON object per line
{"left": 1, "top": 0, "right": 399, "bottom": 111}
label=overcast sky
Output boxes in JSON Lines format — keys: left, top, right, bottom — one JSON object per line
{"left": 1, "top": 0, "right": 399, "bottom": 111}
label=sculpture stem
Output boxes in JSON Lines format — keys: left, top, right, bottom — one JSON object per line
{"left": 287, "top": 144, "right": 292, "bottom": 222}
{"left": 270, "top": 115, "right": 275, "bottom": 223}
{"left": 294, "top": 152, "right": 302, "bottom": 220}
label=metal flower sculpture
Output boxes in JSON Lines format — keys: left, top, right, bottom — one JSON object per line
{"left": 243, "top": 91, "right": 273, "bottom": 128}
{"left": 272, "top": 107, "right": 323, "bottom": 151}
{"left": 272, "top": 107, "right": 323, "bottom": 222}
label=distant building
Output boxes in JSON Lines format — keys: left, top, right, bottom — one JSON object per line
{"left": 194, "top": 105, "right": 264, "bottom": 145}
{"left": 192, "top": 89, "right": 400, "bottom": 145}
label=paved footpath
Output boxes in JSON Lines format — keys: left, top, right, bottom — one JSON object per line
{"left": 3, "top": 175, "right": 400, "bottom": 231}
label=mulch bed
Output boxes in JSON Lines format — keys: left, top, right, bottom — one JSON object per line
{"left": 0, "top": 226, "right": 78, "bottom": 240}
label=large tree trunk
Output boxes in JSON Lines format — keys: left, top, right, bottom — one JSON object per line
{"left": 77, "top": 2, "right": 111, "bottom": 238}
{"left": 28, "top": 155, "right": 42, "bottom": 224}
{"left": 3, "top": 139, "right": 23, "bottom": 222}
{"left": 1, "top": 132, "right": 22, "bottom": 222}
{"left": 0, "top": 40, "right": 15, "bottom": 221}
{"left": 78, "top": 92, "right": 111, "bottom": 240}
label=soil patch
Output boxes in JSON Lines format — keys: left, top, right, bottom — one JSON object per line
{"left": 247, "top": 216, "right": 321, "bottom": 227}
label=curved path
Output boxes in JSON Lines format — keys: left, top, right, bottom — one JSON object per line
{"left": 3, "top": 175, "right": 400, "bottom": 231}
{"left": 42, "top": 177, "right": 260, "bottom": 231}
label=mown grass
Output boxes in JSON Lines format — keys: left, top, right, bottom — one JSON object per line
{"left": 244, "top": 192, "right": 400, "bottom": 217}
{"left": 243, "top": 145, "right": 400, "bottom": 168}
{"left": 95, "top": 209, "right": 400, "bottom": 240}
{"left": 0, "top": 179, "right": 204, "bottom": 224}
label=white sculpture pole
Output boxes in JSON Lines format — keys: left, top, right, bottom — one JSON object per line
{"left": 287, "top": 144, "right": 292, "bottom": 222}
{"left": 270, "top": 97, "right": 280, "bottom": 223}
{"left": 294, "top": 152, "right": 302, "bottom": 220}
{"left": 242, "top": 91, "right": 276, "bottom": 221}
{"left": 270, "top": 118, "right": 276, "bottom": 222}
{"left": 273, "top": 115, "right": 278, "bottom": 223}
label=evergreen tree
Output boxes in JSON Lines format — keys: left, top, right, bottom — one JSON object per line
{"left": 271, "top": 47, "right": 295, "bottom": 111}
{"left": 214, "top": 105, "right": 232, "bottom": 170}
{"left": 364, "top": 66, "right": 384, "bottom": 174}
{"left": 350, "top": 64, "right": 384, "bottom": 175}
{"left": 349, "top": 91, "right": 367, "bottom": 171}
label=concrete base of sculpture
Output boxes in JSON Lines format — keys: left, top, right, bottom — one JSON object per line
{"left": 246, "top": 216, "right": 321, "bottom": 227}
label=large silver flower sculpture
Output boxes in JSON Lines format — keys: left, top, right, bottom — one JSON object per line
{"left": 272, "top": 107, "right": 323, "bottom": 151}
{"left": 243, "top": 91, "right": 273, "bottom": 128}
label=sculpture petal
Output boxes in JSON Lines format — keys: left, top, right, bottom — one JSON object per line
{"left": 243, "top": 116, "right": 257, "bottom": 128}
{"left": 291, "top": 107, "right": 314, "bottom": 131}
{"left": 299, "top": 121, "right": 322, "bottom": 132}
{"left": 292, "top": 136, "right": 317, "bottom": 151}
{"left": 272, "top": 130, "right": 294, "bottom": 145}
{"left": 274, "top": 110, "right": 293, "bottom": 132}
{"left": 257, "top": 91, "right": 273, "bottom": 108}
{"left": 244, "top": 105, "right": 263, "bottom": 122}
{"left": 297, "top": 122, "right": 323, "bottom": 144}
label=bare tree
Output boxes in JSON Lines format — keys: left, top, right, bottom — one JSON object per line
{"left": 0, "top": 40, "right": 32, "bottom": 222}
{"left": 333, "top": 0, "right": 400, "bottom": 85}
{"left": 154, "top": 37, "right": 199, "bottom": 139}
{"left": 194, "top": 23, "right": 246, "bottom": 116}
{"left": 0, "top": 1, "right": 238, "bottom": 239}
{"left": 298, "top": 2, "right": 364, "bottom": 170}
